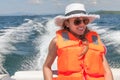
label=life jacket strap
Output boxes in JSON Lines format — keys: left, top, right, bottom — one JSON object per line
{"left": 85, "top": 73, "right": 104, "bottom": 78}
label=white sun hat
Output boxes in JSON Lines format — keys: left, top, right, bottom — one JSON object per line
{"left": 54, "top": 3, "right": 100, "bottom": 27}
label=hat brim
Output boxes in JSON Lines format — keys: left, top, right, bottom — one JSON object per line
{"left": 54, "top": 14, "right": 100, "bottom": 27}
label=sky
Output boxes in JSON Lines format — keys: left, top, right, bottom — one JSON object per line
{"left": 0, "top": 0, "right": 120, "bottom": 15}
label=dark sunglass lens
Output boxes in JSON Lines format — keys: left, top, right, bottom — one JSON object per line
{"left": 83, "top": 19, "right": 89, "bottom": 24}
{"left": 74, "top": 19, "right": 81, "bottom": 25}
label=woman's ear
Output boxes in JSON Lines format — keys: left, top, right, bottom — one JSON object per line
{"left": 64, "top": 20, "right": 69, "bottom": 28}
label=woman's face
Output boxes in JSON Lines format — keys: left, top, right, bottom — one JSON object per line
{"left": 66, "top": 17, "right": 89, "bottom": 36}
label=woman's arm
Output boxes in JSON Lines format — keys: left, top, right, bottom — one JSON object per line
{"left": 43, "top": 37, "right": 57, "bottom": 80}
{"left": 103, "top": 54, "right": 114, "bottom": 80}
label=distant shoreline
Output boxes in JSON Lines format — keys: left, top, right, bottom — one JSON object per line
{"left": 91, "top": 10, "right": 120, "bottom": 14}
{"left": 0, "top": 10, "right": 120, "bottom": 16}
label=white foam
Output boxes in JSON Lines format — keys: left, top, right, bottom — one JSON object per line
{"left": 37, "top": 18, "right": 59, "bottom": 70}
{"left": 0, "top": 19, "right": 45, "bottom": 55}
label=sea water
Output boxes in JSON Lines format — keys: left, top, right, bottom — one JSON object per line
{"left": 0, "top": 14, "right": 120, "bottom": 78}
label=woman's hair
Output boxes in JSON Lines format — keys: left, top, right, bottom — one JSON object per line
{"left": 62, "top": 20, "right": 70, "bottom": 31}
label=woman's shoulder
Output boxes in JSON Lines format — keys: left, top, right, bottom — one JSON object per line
{"left": 48, "top": 36, "right": 57, "bottom": 50}
{"left": 53, "top": 36, "right": 57, "bottom": 43}
{"left": 50, "top": 36, "right": 57, "bottom": 45}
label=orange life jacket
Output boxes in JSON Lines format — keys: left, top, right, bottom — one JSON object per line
{"left": 84, "top": 31, "right": 106, "bottom": 80}
{"left": 54, "top": 29, "right": 106, "bottom": 80}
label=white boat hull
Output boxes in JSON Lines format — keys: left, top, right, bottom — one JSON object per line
{"left": 0, "top": 68, "right": 119, "bottom": 80}
{"left": 10, "top": 68, "right": 120, "bottom": 80}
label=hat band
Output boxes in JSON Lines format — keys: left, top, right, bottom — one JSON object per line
{"left": 65, "top": 10, "right": 86, "bottom": 16}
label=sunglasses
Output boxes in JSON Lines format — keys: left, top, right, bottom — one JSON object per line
{"left": 74, "top": 18, "right": 89, "bottom": 26}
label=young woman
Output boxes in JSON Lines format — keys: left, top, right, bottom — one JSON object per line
{"left": 43, "top": 3, "right": 114, "bottom": 80}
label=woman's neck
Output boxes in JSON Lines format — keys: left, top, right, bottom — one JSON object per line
{"left": 69, "top": 30, "right": 81, "bottom": 39}
{"left": 69, "top": 28, "right": 90, "bottom": 41}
